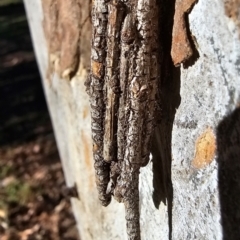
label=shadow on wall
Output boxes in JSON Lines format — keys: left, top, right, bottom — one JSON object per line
{"left": 217, "top": 107, "right": 240, "bottom": 240}
{"left": 151, "top": 1, "right": 181, "bottom": 240}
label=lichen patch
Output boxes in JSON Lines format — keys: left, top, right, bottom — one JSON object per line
{"left": 192, "top": 127, "right": 216, "bottom": 169}
{"left": 91, "top": 61, "right": 103, "bottom": 79}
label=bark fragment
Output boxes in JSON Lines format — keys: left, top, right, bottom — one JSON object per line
{"left": 171, "top": 0, "right": 198, "bottom": 66}
{"left": 89, "top": 0, "right": 112, "bottom": 206}
{"left": 88, "top": 0, "right": 160, "bottom": 239}
{"left": 224, "top": 0, "right": 240, "bottom": 37}
{"left": 41, "top": 0, "right": 90, "bottom": 80}
{"left": 103, "top": 1, "right": 125, "bottom": 163}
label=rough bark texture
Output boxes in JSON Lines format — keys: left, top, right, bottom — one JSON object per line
{"left": 88, "top": 1, "right": 160, "bottom": 239}
{"left": 24, "top": 0, "right": 240, "bottom": 239}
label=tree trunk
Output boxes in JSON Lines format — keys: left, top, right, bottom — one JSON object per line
{"left": 23, "top": 0, "right": 240, "bottom": 239}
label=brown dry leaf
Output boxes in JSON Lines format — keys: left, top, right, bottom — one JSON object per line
{"left": 18, "top": 224, "right": 40, "bottom": 240}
